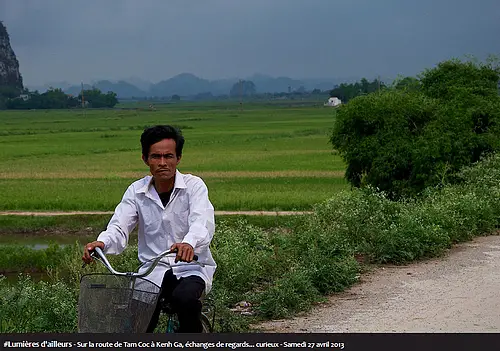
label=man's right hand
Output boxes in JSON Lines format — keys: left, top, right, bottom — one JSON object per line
{"left": 82, "top": 241, "right": 105, "bottom": 265}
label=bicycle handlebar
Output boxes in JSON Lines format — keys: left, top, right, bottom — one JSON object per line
{"left": 88, "top": 247, "right": 203, "bottom": 278}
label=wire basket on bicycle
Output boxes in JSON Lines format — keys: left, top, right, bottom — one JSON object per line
{"left": 78, "top": 247, "right": 208, "bottom": 333}
{"left": 78, "top": 274, "right": 160, "bottom": 333}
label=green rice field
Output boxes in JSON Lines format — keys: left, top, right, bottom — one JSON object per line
{"left": 0, "top": 101, "right": 347, "bottom": 211}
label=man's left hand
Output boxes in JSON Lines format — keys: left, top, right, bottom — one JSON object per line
{"left": 170, "top": 242, "right": 194, "bottom": 263}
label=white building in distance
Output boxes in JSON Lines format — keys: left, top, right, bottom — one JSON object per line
{"left": 324, "top": 97, "right": 342, "bottom": 107}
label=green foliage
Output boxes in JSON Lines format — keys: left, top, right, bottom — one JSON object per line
{"left": 393, "top": 76, "right": 421, "bottom": 92}
{"left": 331, "top": 58, "right": 500, "bottom": 199}
{"left": 366, "top": 204, "right": 450, "bottom": 263}
{"left": 309, "top": 153, "right": 500, "bottom": 264}
{"left": 6, "top": 88, "right": 79, "bottom": 109}
{"left": 195, "top": 216, "right": 360, "bottom": 324}
{"left": 329, "top": 78, "right": 385, "bottom": 102}
{"left": 5, "top": 87, "right": 118, "bottom": 110}
{"left": 420, "top": 59, "right": 500, "bottom": 100}
{"left": 209, "top": 284, "right": 252, "bottom": 332}
{"left": 331, "top": 89, "right": 437, "bottom": 197}
{"left": 0, "top": 86, "right": 22, "bottom": 109}
{"left": 0, "top": 275, "right": 77, "bottom": 332}
{"left": 79, "top": 88, "right": 118, "bottom": 108}
{"left": 287, "top": 210, "right": 360, "bottom": 294}
{"left": 0, "top": 243, "right": 76, "bottom": 273}
{"left": 257, "top": 267, "right": 321, "bottom": 319}
{"left": 304, "top": 251, "right": 359, "bottom": 295}
{"left": 0, "top": 86, "right": 21, "bottom": 99}
{"left": 211, "top": 219, "right": 276, "bottom": 298}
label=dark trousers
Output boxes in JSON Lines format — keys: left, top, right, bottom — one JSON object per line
{"left": 146, "top": 270, "right": 205, "bottom": 333}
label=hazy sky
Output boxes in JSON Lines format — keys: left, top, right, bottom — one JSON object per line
{"left": 1, "top": 0, "right": 499, "bottom": 86}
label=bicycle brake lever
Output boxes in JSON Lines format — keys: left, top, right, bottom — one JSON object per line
{"left": 81, "top": 251, "right": 98, "bottom": 268}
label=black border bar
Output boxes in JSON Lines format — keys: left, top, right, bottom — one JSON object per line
{"left": 1, "top": 333, "right": 499, "bottom": 350}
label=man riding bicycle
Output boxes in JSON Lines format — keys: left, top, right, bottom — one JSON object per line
{"left": 82, "top": 125, "right": 216, "bottom": 333}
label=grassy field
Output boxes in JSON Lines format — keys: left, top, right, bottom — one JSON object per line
{"left": 0, "top": 101, "right": 347, "bottom": 211}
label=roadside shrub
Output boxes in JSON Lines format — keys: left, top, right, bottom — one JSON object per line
{"left": 0, "top": 275, "right": 77, "bottom": 332}
{"left": 421, "top": 186, "right": 497, "bottom": 243}
{"left": 456, "top": 153, "right": 500, "bottom": 220}
{"left": 307, "top": 187, "right": 401, "bottom": 253}
{"left": 209, "top": 283, "right": 251, "bottom": 332}
{"left": 211, "top": 218, "right": 359, "bottom": 323}
{"left": 365, "top": 208, "right": 450, "bottom": 263}
{"left": 310, "top": 153, "right": 500, "bottom": 265}
{"left": 211, "top": 219, "right": 276, "bottom": 298}
{"left": 304, "top": 253, "right": 359, "bottom": 294}
{"left": 289, "top": 221, "right": 360, "bottom": 294}
{"left": 331, "top": 59, "right": 500, "bottom": 200}
{"left": 0, "top": 241, "right": 141, "bottom": 293}
{"left": 256, "top": 267, "right": 321, "bottom": 319}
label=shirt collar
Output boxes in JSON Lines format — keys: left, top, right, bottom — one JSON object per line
{"left": 136, "top": 169, "right": 187, "bottom": 194}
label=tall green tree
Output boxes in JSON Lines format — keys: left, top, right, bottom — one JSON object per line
{"left": 419, "top": 59, "right": 499, "bottom": 100}
{"left": 330, "top": 78, "right": 385, "bottom": 102}
{"left": 5, "top": 87, "right": 116, "bottom": 109}
{"left": 393, "top": 76, "right": 421, "bottom": 92}
{"left": 5, "top": 88, "right": 79, "bottom": 109}
{"left": 330, "top": 59, "right": 500, "bottom": 199}
{"left": 78, "top": 88, "right": 118, "bottom": 108}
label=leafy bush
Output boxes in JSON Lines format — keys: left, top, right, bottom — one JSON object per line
{"left": 331, "top": 59, "right": 500, "bottom": 199}
{"left": 0, "top": 275, "right": 77, "bottom": 332}
{"left": 256, "top": 267, "right": 321, "bottom": 319}
{"left": 308, "top": 153, "right": 500, "bottom": 265}
{"left": 308, "top": 188, "right": 402, "bottom": 251}
{"left": 211, "top": 219, "right": 276, "bottom": 298}
{"left": 366, "top": 206, "right": 450, "bottom": 263}
{"left": 210, "top": 217, "right": 360, "bottom": 325}
{"left": 420, "top": 58, "right": 500, "bottom": 100}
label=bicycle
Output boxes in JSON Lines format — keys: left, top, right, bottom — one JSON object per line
{"left": 78, "top": 247, "right": 215, "bottom": 333}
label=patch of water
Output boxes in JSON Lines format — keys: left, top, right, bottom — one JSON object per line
{"left": 24, "top": 243, "right": 68, "bottom": 250}
{"left": 1, "top": 271, "right": 47, "bottom": 283}
{"left": 0, "top": 234, "right": 91, "bottom": 249}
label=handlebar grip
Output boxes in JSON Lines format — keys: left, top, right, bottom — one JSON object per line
{"left": 171, "top": 248, "right": 198, "bottom": 262}
{"left": 82, "top": 246, "right": 103, "bottom": 268}
{"left": 94, "top": 246, "right": 106, "bottom": 259}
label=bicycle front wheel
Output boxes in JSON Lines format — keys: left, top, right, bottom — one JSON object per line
{"left": 164, "top": 313, "right": 212, "bottom": 333}
{"left": 201, "top": 314, "right": 212, "bottom": 333}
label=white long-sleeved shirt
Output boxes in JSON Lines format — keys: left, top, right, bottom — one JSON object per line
{"left": 97, "top": 170, "right": 216, "bottom": 293}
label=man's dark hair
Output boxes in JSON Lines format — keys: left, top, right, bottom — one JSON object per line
{"left": 140, "top": 125, "right": 185, "bottom": 159}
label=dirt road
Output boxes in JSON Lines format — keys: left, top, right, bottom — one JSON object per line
{"left": 256, "top": 234, "right": 500, "bottom": 333}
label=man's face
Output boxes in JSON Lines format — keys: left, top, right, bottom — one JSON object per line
{"left": 142, "top": 138, "right": 181, "bottom": 182}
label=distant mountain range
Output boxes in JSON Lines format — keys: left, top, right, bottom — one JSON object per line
{"left": 26, "top": 73, "right": 350, "bottom": 99}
